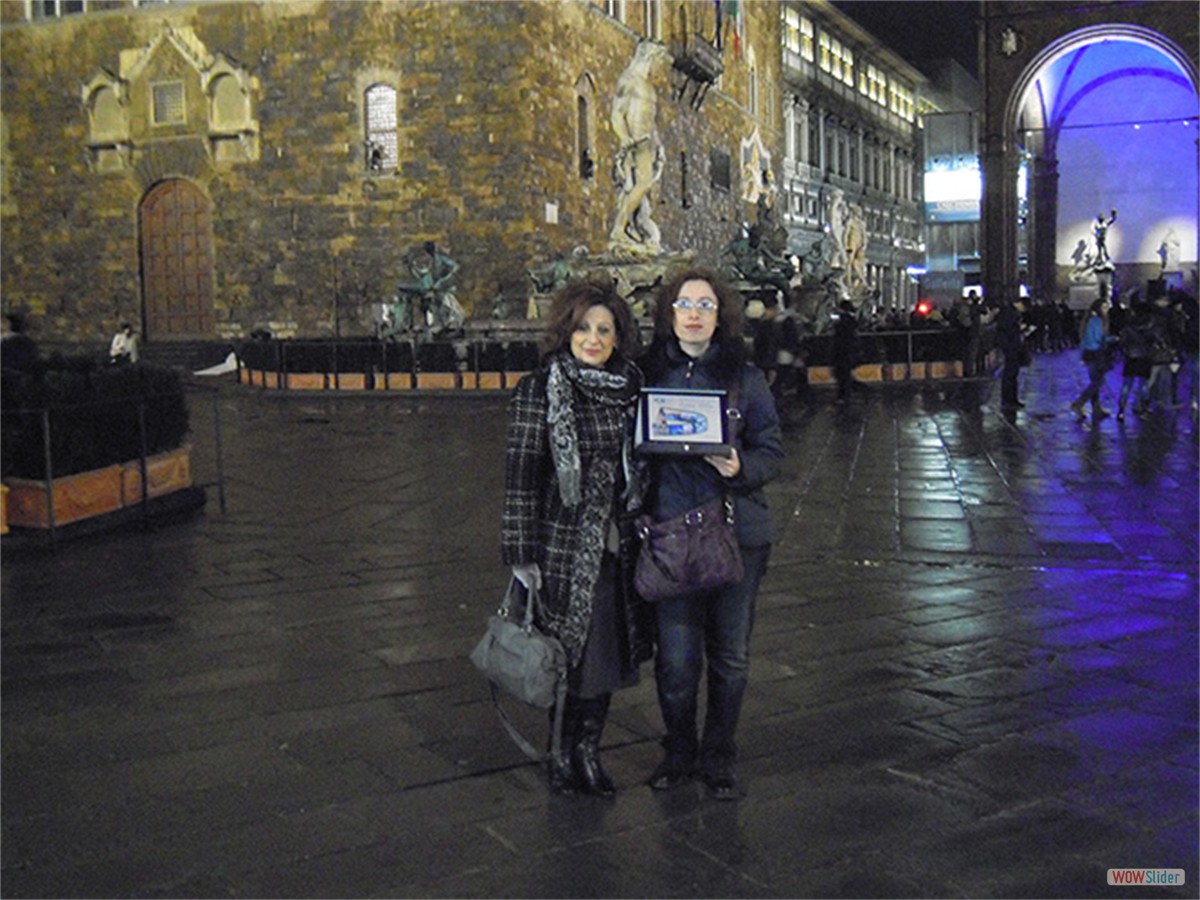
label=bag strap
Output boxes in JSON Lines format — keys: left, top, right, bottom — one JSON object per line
{"left": 489, "top": 578, "right": 567, "bottom": 764}
{"left": 726, "top": 374, "right": 743, "bottom": 441}
{"left": 488, "top": 675, "right": 566, "bottom": 763}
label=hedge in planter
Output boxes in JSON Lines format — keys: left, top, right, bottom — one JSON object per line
{"left": 1, "top": 356, "right": 189, "bottom": 480}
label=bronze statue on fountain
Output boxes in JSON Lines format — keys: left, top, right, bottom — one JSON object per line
{"left": 381, "top": 241, "right": 464, "bottom": 340}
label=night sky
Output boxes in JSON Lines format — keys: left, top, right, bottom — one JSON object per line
{"left": 831, "top": 1, "right": 979, "bottom": 77}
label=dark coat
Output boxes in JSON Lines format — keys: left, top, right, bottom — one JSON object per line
{"left": 501, "top": 355, "right": 651, "bottom": 668}
{"left": 640, "top": 338, "right": 784, "bottom": 548}
{"left": 995, "top": 302, "right": 1025, "bottom": 355}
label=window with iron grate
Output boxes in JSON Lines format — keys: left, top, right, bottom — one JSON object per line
{"left": 364, "top": 84, "right": 398, "bottom": 172}
{"left": 152, "top": 82, "right": 185, "bottom": 126}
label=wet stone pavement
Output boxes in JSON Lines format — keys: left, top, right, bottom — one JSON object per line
{"left": 2, "top": 349, "right": 1197, "bottom": 899}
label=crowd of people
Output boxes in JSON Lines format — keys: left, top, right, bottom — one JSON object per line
{"left": 1065, "top": 287, "right": 1199, "bottom": 421}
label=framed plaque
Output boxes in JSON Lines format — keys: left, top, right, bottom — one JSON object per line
{"left": 635, "top": 388, "right": 733, "bottom": 457}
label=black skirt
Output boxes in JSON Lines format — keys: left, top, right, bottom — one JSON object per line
{"left": 570, "top": 552, "right": 640, "bottom": 699}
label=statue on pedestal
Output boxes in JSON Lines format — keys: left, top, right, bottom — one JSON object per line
{"left": 527, "top": 252, "right": 575, "bottom": 296}
{"left": 1092, "top": 209, "right": 1117, "bottom": 267}
{"left": 843, "top": 208, "right": 868, "bottom": 296}
{"left": 720, "top": 225, "right": 794, "bottom": 302}
{"left": 609, "top": 41, "right": 669, "bottom": 255}
{"left": 1158, "top": 228, "right": 1181, "bottom": 273}
{"left": 387, "top": 241, "right": 463, "bottom": 338}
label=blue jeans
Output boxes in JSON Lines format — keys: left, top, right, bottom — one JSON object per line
{"left": 653, "top": 544, "right": 770, "bottom": 765}
{"left": 1075, "top": 354, "right": 1108, "bottom": 408}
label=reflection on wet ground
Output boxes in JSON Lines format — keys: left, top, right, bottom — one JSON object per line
{"left": 2, "top": 350, "right": 1196, "bottom": 898}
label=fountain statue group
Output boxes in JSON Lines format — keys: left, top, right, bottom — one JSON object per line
{"left": 377, "top": 41, "right": 887, "bottom": 339}
{"left": 378, "top": 241, "right": 466, "bottom": 339}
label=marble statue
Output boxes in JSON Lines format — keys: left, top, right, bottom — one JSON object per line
{"left": 609, "top": 41, "right": 669, "bottom": 254}
{"left": 843, "top": 208, "right": 868, "bottom": 295}
{"left": 826, "top": 187, "right": 848, "bottom": 272}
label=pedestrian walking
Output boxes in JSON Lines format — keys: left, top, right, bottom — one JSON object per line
{"left": 1117, "top": 303, "right": 1153, "bottom": 421}
{"left": 1145, "top": 294, "right": 1183, "bottom": 411}
{"left": 501, "top": 279, "right": 650, "bottom": 797}
{"left": 832, "top": 300, "right": 858, "bottom": 401}
{"left": 638, "top": 266, "right": 784, "bottom": 800}
{"left": 1070, "top": 298, "right": 1116, "bottom": 420}
{"left": 995, "top": 298, "right": 1028, "bottom": 409}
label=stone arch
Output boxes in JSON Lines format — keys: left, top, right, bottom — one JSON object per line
{"left": 982, "top": 15, "right": 1198, "bottom": 305}
{"left": 82, "top": 70, "right": 130, "bottom": 172}
{"left": 1006, "top": 25, "right": 1197, "bottom": 132}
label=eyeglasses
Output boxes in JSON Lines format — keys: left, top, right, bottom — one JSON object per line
{"left": 672, "top": 298, "right": 718, "bottom": 314}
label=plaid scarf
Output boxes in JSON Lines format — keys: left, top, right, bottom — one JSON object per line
{"left": 546, "top": 352, "right": 637, "bottom": 506}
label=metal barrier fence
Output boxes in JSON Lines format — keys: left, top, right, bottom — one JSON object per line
{"left": 236, "top": 337, "right": 542, "bottom": 390}
{"left": 235, "top": 325, "right": 995, "bottom": 388}
{"left": 1, "top": 381, "right": 225, "bottom": 548}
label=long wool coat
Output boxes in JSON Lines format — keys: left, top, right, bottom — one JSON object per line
{"left": 501, "top": 355, "right": 652, "bottom": 669}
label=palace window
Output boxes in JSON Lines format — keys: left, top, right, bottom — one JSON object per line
{"left": 641, "top": 0, "right": 661, "bottom": 40}
{"left": 889, "top": 84, "right": 914, "bottom": 122}
{"left": 364, "top": 84, "right": 398, "bottom": 172}
{"left": 818, "top": 32, "right": 852, "bottom": 85}
{"left": 747, "top": 49, "right": 758, "bottom": 116}
{"left": 151, "top": 82, "right": 185, "bottom": 126}
{"left": 783, "top": 8, "right": 800, "bottom": 56}
{"left": 27, "top": 0, "right": 175, "bottom": 16}
{"left": 808, "top": 110, "right": 820, "bottom": 166}
{"left": 680, "top": 150, "right": 690, "bottom": 208}
{"left": 782, "top": 9, "right": 814, "bottom": 63}
{"left": 576, "top": 91, "right": 596, "bottom": 179}
{"left": 710, "top": 148, "right": 731, "bottom": 192}
{"left": 29, "top": 0, "right": 84, "bottom": 17}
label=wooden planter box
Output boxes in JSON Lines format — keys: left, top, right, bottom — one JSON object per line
{"left": 5, "top": 446, "right": 192, "bottom": 529}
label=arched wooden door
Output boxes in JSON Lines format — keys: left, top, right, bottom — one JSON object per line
{"left": 139, "top": 179, "right": 214, "bottom": 338}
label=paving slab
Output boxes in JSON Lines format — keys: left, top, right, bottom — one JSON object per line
{"left": 2, "top": 350, "right": 1197, "bottom": 898}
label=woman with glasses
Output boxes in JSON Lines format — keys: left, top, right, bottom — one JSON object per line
{"left": 637, "top": 267, "right": 784, "bottom": 800}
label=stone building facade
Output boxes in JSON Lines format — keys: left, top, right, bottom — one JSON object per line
{"left": 777, "top": 0, "right": 926, "bottom": 315}
{"left": 0, "top": 0, "right": 780, "bottom": 343}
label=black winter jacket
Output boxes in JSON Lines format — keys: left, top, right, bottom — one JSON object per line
{"left": 640, "top": 338, "right": 784, "bottom": 548}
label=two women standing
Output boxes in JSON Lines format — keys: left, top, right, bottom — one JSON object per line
{"left": 500, "top": 269, "right": 783, "bottom": 800}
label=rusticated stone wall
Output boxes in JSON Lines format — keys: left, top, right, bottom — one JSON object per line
{"left": 1, "top": 0, "right": 780, "bottom": 342}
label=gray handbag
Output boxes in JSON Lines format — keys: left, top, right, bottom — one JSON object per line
{"left": 470, "top": 579, "right": 567, "bottom": 761}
